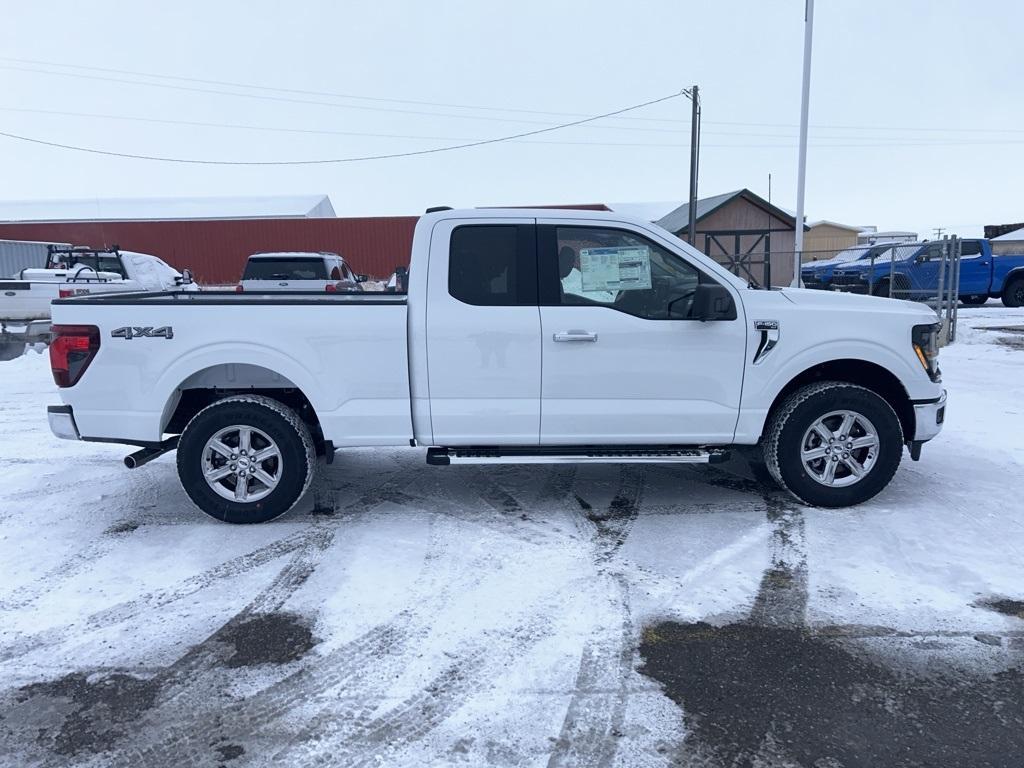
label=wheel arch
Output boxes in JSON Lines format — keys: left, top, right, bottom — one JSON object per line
{"left": 761, "top": 358, "right": 915, "bottom": 442}
{"left": 160, "top": 361, "right": 326, "bottom": 452}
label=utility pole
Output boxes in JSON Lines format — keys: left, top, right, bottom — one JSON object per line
{"left": 792, "top": 0, "right": 814, "bottom": 287}
{"left": 933, "top": 227, "right": 945, "bottom": 239}
{"left": 687, "top": 85, "right": 700, "bottom": 245}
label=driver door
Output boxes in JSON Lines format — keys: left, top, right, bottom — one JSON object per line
{"left": 537, "top": 221, "right": 747, "bottom": 445}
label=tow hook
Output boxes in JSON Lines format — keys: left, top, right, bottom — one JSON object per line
{"left": 124, "top": 436, "right": 180, "bottom": 469}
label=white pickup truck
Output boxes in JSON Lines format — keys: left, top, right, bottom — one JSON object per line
{"left": 238, "top": 251, "right": 363, "bottom": 293}
{"left": 1, "top": 246, "right": 196, "bottom": 359}
{"left": 46, "top": 208, "right": 946, "bottom": 523}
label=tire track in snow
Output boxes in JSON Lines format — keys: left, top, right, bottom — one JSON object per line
{"left": 546, "top": 466, "right": 645, "bottom": 768}
{"left": 0, "top": 474, "right": 404, "bottom": 665}
{"left": 284, "top": 613, "right": 557, "bottom": 768}
{"left": 547, "top": 574, "right": 634, "bottom": 768}
{"left": 0, "top": 468, "right": 171, "bottom": 611}
{"left": 114, "top": 516, "right": 508, "bottom": 767}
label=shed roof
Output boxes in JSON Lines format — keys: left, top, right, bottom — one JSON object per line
{"left": 993, "top": 226, "right": 1024, "bottom": 242}
{"left": 807, "top": 220, "right": 863, "bottom": 232}
{"left": 0, "top": 194, "right": 336, "bottom": 223}
{"left": 656, "top": 189, "right": 804, "bottom": 234}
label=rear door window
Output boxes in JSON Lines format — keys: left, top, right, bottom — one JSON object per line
{"left": 243, "top": 258, "right": 328, "bottom": 280}
{"left": 448, "top": 225, "right": 537, "bottom": 306}
{"left": 960, "top": 241, "right": 982, "bottom": 258}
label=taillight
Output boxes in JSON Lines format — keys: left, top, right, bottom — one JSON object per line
{"left": 58, "top": 288, "right": 74, "bottom": 299}
{"left": 325, "top": 283, "right": 338, "bottom": 293}
{"left": 49, "top": 325, "right": 100, "bottom": 388}
{"left": 235, "top": 284, "right": 244, "bottom": 292}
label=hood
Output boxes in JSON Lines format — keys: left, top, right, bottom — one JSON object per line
{"left": 777, "top": 286, "right": 936, "bottom": 319}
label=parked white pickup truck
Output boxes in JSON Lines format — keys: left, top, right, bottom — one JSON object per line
{"left": 238, "top": 251, "right": 363, "bottom": 293}
{"left": 47, "top": 208, "right": 946, "bottom": 523}
{"left": 1, "top": 246, "right": 196, "bottom": 359}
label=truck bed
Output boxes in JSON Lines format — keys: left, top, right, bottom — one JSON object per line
{"left": 50, "top": 290, "right": 413, "bottom": 447}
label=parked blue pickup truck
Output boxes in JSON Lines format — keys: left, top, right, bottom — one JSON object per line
{"left": 801, "top": 243, "right": 899, "bottom": 290}
{"left": 831, "top": 239, "right": 1024, "bottom": 307}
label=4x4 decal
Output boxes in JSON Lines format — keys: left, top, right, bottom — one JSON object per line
{"left": 111, "top": 326, "right": 174, "bottom": 340}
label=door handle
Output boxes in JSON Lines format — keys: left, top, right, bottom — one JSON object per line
{"left": 553, "top": 331, "right": 598, "bottom": 342}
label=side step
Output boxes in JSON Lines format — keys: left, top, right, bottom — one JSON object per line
{"left": 426, "top": 446, "right": 730, "bottom": 466}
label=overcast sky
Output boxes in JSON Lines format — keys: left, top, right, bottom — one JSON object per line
{"left": 2, "top": 1, "right": 1021, "bottom": 237}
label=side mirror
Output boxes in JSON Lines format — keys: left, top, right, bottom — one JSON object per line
{"left": 356, "top": 274, "right": 368, "bottom": 283}
{"left": 691, "top": 283, "right": 737, "bottom": 321}
{"left": 180, "top": 268, "right": 194, "bottom": 285}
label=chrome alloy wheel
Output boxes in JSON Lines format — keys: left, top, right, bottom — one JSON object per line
{"left": 201, "top": 425, "right": 282, "bottom": 502}
{"left": 800, "top": 410, "right": 880, "bottom": 487}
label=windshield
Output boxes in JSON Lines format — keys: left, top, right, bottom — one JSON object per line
{"left": 243, "top": 258, "right": 327, "bottom": 280}
{"left": 833, "top": 247, "right": 871, "bottom": 263}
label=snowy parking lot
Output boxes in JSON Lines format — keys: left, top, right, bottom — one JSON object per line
{"left": 1, "top": 306, "right": 1023, "bottom": 767}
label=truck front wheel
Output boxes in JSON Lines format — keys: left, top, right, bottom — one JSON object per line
{"left": 1003, "top": 276, "right": 1024, "bottom": 308}
{"left": 177, "top": 395, "right": 316, "bottom": 523}
{"left": 763, "top": 382, "right": 903, "bottom": 507}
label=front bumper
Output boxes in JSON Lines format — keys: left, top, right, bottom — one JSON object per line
{"left": 48, "top": 405, "right": 81, "bottom": 441}
{"left": 912, "top": 390, "right": 946, "bottom": 442}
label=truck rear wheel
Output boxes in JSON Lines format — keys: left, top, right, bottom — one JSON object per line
{"left": 1003, "top": 276, "right": 1024, "bottom": 308}
{"left": 177, "top": 395, "right": 316, "bottom": 523}
{"left": 763, "top": 382, "right": 903, "bottom": 508}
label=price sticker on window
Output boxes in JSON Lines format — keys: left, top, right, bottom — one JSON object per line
{"left": 579, "top": 246, "right": 652, "bottom": 292}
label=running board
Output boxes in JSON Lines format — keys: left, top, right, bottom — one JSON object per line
{"left": 426, "top": 446, "right": 730, "bottom": 466}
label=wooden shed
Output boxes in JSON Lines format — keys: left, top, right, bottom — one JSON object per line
{"left": 804, "top": 221, "right": 863, "bottom": 262}
{"left": 655, "top": 189, "right": 805, "bottom": 287}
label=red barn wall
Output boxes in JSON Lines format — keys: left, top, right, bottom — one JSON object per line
{"left": 0, "top": 217, "right": 418, "bottom": 284}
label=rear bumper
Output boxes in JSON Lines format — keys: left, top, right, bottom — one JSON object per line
{"left": 47, "top": 405, "right": 81, "bottom": 441}
{"left": 912, "top": 390, "right": 946, "bottom": 442}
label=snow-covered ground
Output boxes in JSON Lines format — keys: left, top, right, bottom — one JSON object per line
{"left": 1, "top": 305, "right": 1022, "bottom": 767}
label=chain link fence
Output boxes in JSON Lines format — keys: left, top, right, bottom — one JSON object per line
{"left": 784, "top": 237, "right": 965, "bottom": 345}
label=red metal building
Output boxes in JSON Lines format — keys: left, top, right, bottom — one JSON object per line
{"left": 0, "top": 217, "right": 418, "bottom": 284}
{"left": 0, "top": 199, "right": 612, "bottom": 284}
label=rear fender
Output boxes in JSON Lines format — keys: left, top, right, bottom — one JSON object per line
{"left": 155, "top": 343, "right": 328, "bottom": 433}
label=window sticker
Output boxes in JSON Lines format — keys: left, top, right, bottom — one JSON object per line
{"left": 579, "top": 246, "right": 652, "bottom": 292}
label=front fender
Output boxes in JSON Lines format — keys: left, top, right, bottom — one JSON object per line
{"left": 734, "top": 338, "right": 936, "bottom": 443}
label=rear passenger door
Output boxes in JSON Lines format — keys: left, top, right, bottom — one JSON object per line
{"left": 425, "top": 218, "right": 541, "bottom": 445}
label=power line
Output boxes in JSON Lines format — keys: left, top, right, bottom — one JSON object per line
{"left": 0, "top": 55, "right": 682, "bottom": 125}
{"left": 7, "top": 58, "right": 1022, "bottom": 136}
{"left": 4, "top": 106, "right": 1022, "bottom": 147}
{"left": 0, "top": 64, "right": 690, "bottom": 134}
{"left": 0, "top": 90, "right": 688, "bottom": 165}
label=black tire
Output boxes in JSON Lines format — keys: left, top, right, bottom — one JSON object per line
{"left": 872, "top": 279, "right": 891, "bottom": 298}
{"left": 960, "top": 294, "right": 988, "bottom": 306}
{"left": 177, "top": 395, "right": 316, "bottom": 523}
{"left": 763, "top": 382, "right": 903, "bottom": 508}
{"left": 1003, "top": 276, "right": 1024, "bottom": 308}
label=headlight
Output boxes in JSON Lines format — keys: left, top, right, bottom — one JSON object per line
{"left": 912, "top": 323, "right": 941, "bottom": 382}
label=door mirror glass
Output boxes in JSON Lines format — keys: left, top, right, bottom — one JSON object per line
{"left": 690, "top": 283, "right": 737, "bottom": 321}
{"left": 355, "top": 274, "right": 368, "bottom": 283}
